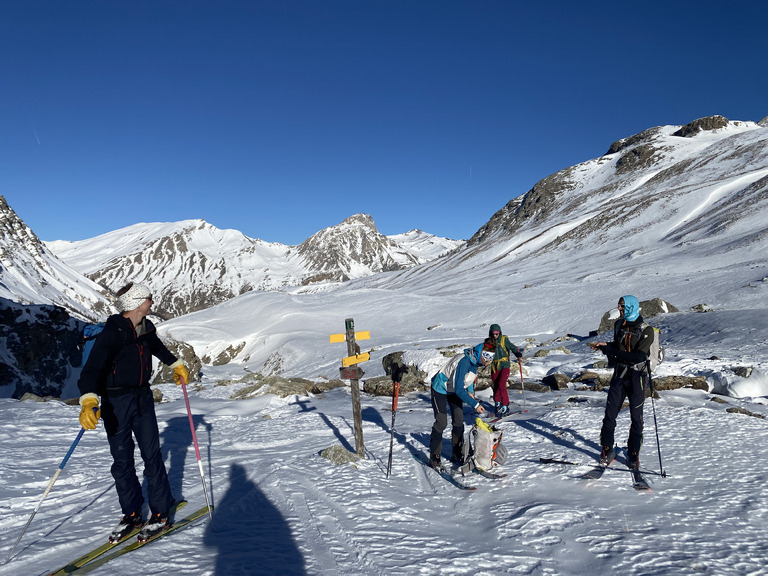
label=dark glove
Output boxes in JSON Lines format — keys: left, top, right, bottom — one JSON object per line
{"left": 514, "top": 350, "right": 523, "bottom": 360}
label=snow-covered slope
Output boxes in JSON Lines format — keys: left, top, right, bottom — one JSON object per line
{"left": 1, "top": 320, "right": 767, "bottom": 575}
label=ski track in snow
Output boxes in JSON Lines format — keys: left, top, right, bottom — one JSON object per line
{"left": 1, "top": 383, "right": 767, "bottom": 576}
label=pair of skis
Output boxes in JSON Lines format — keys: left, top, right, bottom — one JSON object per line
{"left": 412, "top": 452, "right": 506, "bottom": 491}
{"left": 540, "top": 457, "right": 653, "bottom": 491}
{"left": 47, "top": 502, "right": 210, "bottom": 575}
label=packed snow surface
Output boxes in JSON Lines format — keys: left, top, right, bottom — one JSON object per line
{"left": 1, "top": 309, "right": 767, "bottom": 575}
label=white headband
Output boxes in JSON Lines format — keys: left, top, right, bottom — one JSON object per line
{"left": 119, "top": 283, "right": 151, "bottom": 311}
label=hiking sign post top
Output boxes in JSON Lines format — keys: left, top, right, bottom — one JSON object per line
{"left": 330, "top": 318, "right": 370, "bottom": 457}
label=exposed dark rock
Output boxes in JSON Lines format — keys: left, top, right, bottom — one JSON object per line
{"left": 380, "top": 352, "right": 428, "bottom": 387}
{"left": 152, "top": 337, "right": 202, "bottom": 384}
{"left": 651, "top": 375, "right": 708, "bottom": 392}
{"left": 573, "top": 371, "right": 600, "bottom": 383}
{"left": 606, "top": 126, "right": 665, "bottom": 154}
{"left": 533, "top": 347, "right": 570, "bottom": 358}
{"left": 229, "top": 374, "right": 345, "bottom": 399}
{"left": 202, "top": 342, "right": 246, "bottom": 366}
{"left": 321, "top": 445, "right": 361, "bottom": 465}
{"left": 597, "top": 298, "right": 678, "bottom": 334}
{"left": 467, "top": 171, "right": 576, "bottom": 246}
{"left": 363, "top": 377, "right": 424, "bottom": 396}
{"left": 542, "top": 373, "right": 570, "bottom": 390}
{"left": 20, "top": 392, "right": 50, "bottom": 402}
{"left": 732, "top": 366, "right": 754, "bottom": 378}
{"left": 726, "top": 407, "right": 765, "bottom": 419}
{"left": 615, "top": 143, "right": 661, "bottom": 175}
{"left": 0, "top": 298, "right": 81, "bottom": 399}
{"left": 673, "top": 115, "right": 729, "bottom": 138}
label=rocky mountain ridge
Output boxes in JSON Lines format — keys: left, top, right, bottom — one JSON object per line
{"left": 0, "top": 197, "right": 111, "bottom": 320}
{"left": 44, "top": 213, "right": 462, "bottom": 318}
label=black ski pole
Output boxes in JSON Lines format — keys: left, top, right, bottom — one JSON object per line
{"left": 386, "top": 365, "right": 407, "bottom": 478}
{"left": 647, "top": 360, "right": 666, "bottom": 478}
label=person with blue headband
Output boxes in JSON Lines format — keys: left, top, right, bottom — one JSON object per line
{"left": 428, "top": 339, "right": 492, "bottom": 469}
{"left": 589, "top": 295, "right": 655, "bottom": 470}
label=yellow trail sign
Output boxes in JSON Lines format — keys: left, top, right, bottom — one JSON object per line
{"left": 329, "top": 331, "right": 370, "bottom": 343}
{"left": 342, "top": 352, "right": 370, "bottom": 367}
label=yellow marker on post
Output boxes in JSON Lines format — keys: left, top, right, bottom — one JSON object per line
{"left": 342, "top": 352, "right": 370, "bottom": 367}
{"left": 330, "top": 331, "right": 370, "bottom": 343}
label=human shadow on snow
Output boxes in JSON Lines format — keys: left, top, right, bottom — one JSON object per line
{"left": 203, "top": 463, "right": 306, "bottom": 576}
{"left": 511, "top": 418, "right": 600, "bottom": 460}
{"left": 160, "top": 414, "right": 214, "bottom": 504}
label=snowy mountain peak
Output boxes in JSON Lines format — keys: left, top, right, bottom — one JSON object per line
{"left": 297, "top": 214, "right": 455, "bottom": 284}
{"left": 1, "top": 195, "right": 45, "bottom": 258}
{"left": 0, "top": 196, "right": 110, "bottom": 319}
{"left": 45, "top": 213, "right": 461, "bottom": 317}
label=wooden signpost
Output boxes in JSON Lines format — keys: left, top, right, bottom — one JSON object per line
{"left": 329, "top": 318, "right": 370, "bottom": 457}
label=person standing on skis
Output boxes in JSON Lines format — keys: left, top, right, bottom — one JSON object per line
{"left": 77, "top": 282, "right": 189, "bottom": 543}
{"left": 589, "top": 295, "right": 654, "bottom": 470}
{"left": 428, "top": 339, "right": 494, "bottom": 469}
{"left": 488, "top": 324, "right": 523, "bottom": 417}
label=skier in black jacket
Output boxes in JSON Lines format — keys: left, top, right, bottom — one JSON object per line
{"left": 589, "top": 295, "right": 653, "bottom": 470}
{"left": 78, "top": 282, "right": 189, "bottom": 543}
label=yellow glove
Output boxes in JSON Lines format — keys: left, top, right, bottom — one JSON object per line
{"left": 171, "top": 360, "right": 189, "bottom": 386}
{"left": 79, "top": 394, "right": 101, "bottom": 430}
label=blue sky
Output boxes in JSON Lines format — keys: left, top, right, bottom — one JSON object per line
{"left": 2, "top": 1, "right": 766, "bottom": 245}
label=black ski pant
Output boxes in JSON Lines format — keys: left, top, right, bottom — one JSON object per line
{"left": 102, "top": 387, "right": 174, "bottom": 518}
{"left": 600, "top": 367, "right": 646, "bottom": 456}
{"left": 429, "top": 389, "right": 465, "bottom": 461}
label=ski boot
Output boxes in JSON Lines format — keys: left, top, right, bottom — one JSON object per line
{"left": 137, "top": 512, "right": 171, "bottom": 543}
{"left": 109, "top": 511, "right": 143, "bottom": 543}
{"left": 600, "top": 445, "right": 616, "bottom": 466}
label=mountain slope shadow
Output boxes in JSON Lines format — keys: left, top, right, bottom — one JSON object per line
{"left": 203, "top": 463, "right": 306, "bottom": 575}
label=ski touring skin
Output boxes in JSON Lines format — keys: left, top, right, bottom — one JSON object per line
{"left": 470, "top": 467, "right": 507, "bottom": 480}
{"left": 484, "top": 409, "right": 523, "bottom": 425}
{"left": 539, "top": 457, "right": 655, "bottom": 489}
{"left": 47, "top": 501, "right": 188, "bottom": 576}
{"left": 582, "top": 465, "right": 607, "bottom": 480}
{"left": 412, "top": 452, "right": 477, "bottom": 491}
{"left": 537, "top": 456, "right": 607, "bottom": 479}
{"left": 69, "top": 504, "right": 211, "bottom": 575}
{"left": 53, "top": 504, "right": 209, "bottom": 576}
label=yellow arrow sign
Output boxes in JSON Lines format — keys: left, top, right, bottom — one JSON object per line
{"left": 342, "top": 352, "right": 370, "bottom": 367}
{"left": 329, "top": 331, "right": 371, "bottom": 343}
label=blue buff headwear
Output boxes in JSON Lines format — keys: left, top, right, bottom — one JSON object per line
{"left": 621, "top": 295, "right": 640, "bottom": 322}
